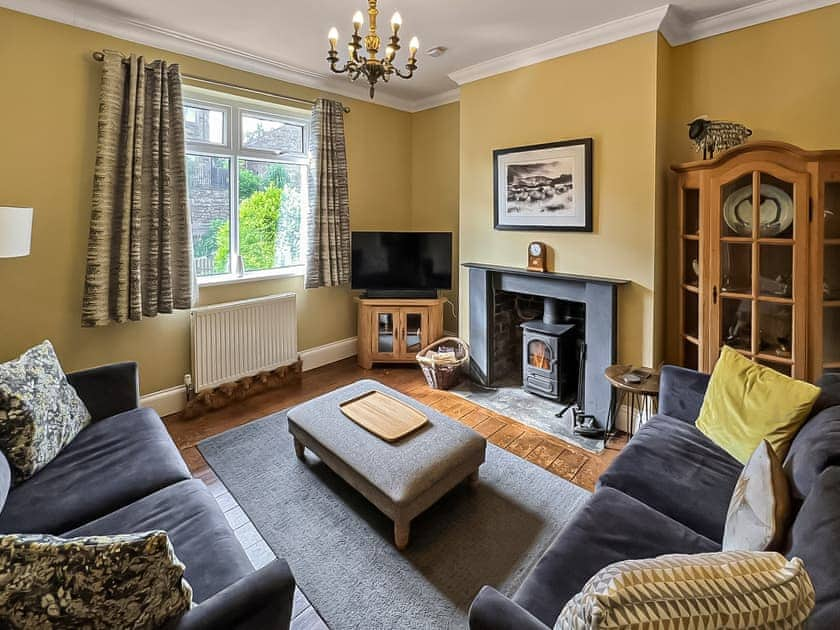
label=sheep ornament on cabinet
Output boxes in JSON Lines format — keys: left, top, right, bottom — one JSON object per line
{"left": 688, "top": 116, "right": 752, "bottom": 159}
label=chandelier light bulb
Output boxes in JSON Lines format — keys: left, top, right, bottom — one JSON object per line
{"left": 328, "top": 27, "right": 339, "bottom": 50}
{"left": 352, "top": 10, "right": 364, "bottom": 30}
{"left": 391, "top": 11, "right": 402, "bottom": 32}
{"left": 409, "top": 36, "right": 419, "bottom": 57}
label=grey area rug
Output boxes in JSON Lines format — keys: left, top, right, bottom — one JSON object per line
{"left": 449, "top": 378, "right": 604, "bottom": 453}
{"left": 199, "top": 411, "right": 589, "bottom": 630}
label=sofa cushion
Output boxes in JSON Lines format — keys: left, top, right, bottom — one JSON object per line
{"left": 596, "top": 414, "right": 742, "bottom": 542}
{"left": 512, "top": 486, "right": 719, "bottom": 627}
{"left": 783, "top": 405, "right": 840, "bottom": 500}
{"left": 0, "top": 407, "right": 191, "bottom": 534}
{"left": 65, "top": 479, "right": 253, "bottom": 603}
{"left": 554, "top": 551, "right": 814, "bottom": 630}
{"left": 0, "top": 531, "right": 192, "bottom": 628}
{"left": 723, "top": 440, "right": 791, "bottom": 552}
{"left": 695, "top": 347, "right": 821, "bottom": 464}
{"left": 812, "top": 373, "right": 840, "bottom": 415}
{"left": 785, "top": 466, "right": 840, "bottom": 630}
{"left": 0, "top": 340, "right": 91, "bottom": 481}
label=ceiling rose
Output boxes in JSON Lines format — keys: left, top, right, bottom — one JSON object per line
{"left": 326, "top": 0, "right": 419, "bottom": 99}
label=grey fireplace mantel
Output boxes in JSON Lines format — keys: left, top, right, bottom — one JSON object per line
{"left": 464, "top": 262, "right": 629, "bottom": 432}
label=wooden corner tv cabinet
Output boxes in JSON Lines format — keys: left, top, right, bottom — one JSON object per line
{"left": 356, "top": 297, "right": 446, "bottom": 369}
{"left": 672, "top": 141, "right": 840, "bottom": 381}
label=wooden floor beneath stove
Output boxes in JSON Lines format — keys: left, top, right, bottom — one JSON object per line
{"left": 164, "top": 358, "right": 627, "bottom": 629}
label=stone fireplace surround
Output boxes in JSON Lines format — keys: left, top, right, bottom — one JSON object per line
{"left": 465, "top": 263, "right": 628, "bottom": 433}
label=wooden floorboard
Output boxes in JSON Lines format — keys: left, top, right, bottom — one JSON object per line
{"left": 165, "top": 358, "right": 626, "bottom": 629}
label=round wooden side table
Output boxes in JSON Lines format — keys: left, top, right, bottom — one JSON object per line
{"left": 604, "top": 365, "right": 660, "bottom": 438}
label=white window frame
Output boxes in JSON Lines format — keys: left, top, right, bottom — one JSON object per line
{"left": 184, "top": 86, "right": 310, "bottom": 286}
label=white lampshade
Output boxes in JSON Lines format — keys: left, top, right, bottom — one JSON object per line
{"left": 0, "top": 207, "right": 33, "bottom": 258}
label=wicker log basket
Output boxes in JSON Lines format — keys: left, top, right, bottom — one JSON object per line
{"left": 416, "top": 337, "right": 469, "bottom": 390}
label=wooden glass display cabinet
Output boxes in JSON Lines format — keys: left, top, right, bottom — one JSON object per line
{"left": 672, "top": 142, "right": 840, "bottom": 381}
{"left": 356, "top": 297, "right": 445, "bottom": 369}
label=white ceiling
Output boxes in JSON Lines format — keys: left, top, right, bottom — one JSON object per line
{"left": 4, "top": 0, "right": 836, "bottom": 110}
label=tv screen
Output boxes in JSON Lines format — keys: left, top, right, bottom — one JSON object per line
{"left": 351, "top": 232, "right": 452, "bottom": 291}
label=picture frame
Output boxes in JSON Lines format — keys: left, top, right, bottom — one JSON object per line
{"left": 493, "top": 138, "right": 593, "bottom": 232}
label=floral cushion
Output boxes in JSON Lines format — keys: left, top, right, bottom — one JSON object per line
{"left": 0, "top": 531, "right": 193, "bottom": 628}
{"left": 0, "top": 341, "right": 91, "bottom": 481}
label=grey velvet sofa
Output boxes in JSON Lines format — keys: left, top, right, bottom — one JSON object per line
{"left": 469, "top": 366, "right": 840, "bottom": 630}
{"left": 0, "top": 362, "right": 295, "bottom": 630}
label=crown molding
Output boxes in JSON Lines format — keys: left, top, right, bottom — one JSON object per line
{"left": 408, "top": 89, "right": 460, "bottom": 113}
{"left": 660, "top": 0, "right": 840, "bottom": 45}
{"left": 448, "top": 5, "right": 671, "bottom": 86}
{"left": 4, "top": 0, "right": 838, "bottom": 111}
{"left": 0, "top": 0, "right": 417, "bottom": 112}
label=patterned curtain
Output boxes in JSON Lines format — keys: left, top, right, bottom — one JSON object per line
{"left": 305, "top": 99, "right": 351, "bottom": 289}
{"left": 82, "top": 51, "right": 193, "bottom": 327}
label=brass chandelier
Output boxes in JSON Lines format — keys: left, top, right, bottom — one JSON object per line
{"left": 326, "top": 0, "right": 419, "bottom": 99}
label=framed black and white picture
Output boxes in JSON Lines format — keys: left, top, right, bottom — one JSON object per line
{"left": 493, "top": 138, "right": 593, "bottom": 231}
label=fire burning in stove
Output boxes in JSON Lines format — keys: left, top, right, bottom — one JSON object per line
{"left": 529, "top": 341, "right": 551, "bottom": 370}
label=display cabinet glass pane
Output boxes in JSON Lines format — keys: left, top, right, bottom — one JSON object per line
{"left": 824, "top": 307, "right": 840, "bottom": 364}
{"left": 758, "top": 359, "right": 791, "bottom": 377}
{"left": 758, "top": 173, "right": 795, "bottom": 239}
{"left": 684, "top": 239, "right": 699, "bottom": 287}
{"left": 684, "top": 290, "right": 699, "bottom": 339}
{"left": 684, "top": 188, "right": 700, "bottom": 236}
{"left": 404, "top": 313, "right": 423, "bottom": 354}
{"left": 377, "top": 313, "right": 395, "bottom": 353}
{"left": 759, "top": 244, "right": 793, "bottom": 298}
{"left": 826, "top": 245, "right": 840, "bottom": 301}
{"left": 721, "top": 298, "right": 752, "bottom": 352}
{"left": 720, "top": 243, "right": 753, "bottom": 295}
{"left": 758, "top": 302, "right": 792, "bottom": 359}
{"left": 825, "top": 182, "right": 840, "bottom": 239}
{"left": 683, "top": 340, "right": 699, "bottom": 371}
{"left": 721, "top": 173, "right": 755, "bottom": 238}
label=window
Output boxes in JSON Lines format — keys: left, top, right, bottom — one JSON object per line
{"left": 184, "top": 88, "right": 309, "bottom": 283}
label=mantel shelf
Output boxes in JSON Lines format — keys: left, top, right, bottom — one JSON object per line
{"left": 462, "top": 263, "right": 630, "bottom": 286}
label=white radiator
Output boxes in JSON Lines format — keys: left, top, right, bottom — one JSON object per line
{"left": 190, "top": 293, "right": 298, "bottom": 392}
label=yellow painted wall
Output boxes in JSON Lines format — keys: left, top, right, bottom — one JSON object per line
{"left": 662, "top": 3, "right": 840, "bottom": 362}
{"left": 0, "top": 7, "right": 412, "bottom": 394}
{"left": 410, "top": 102, "right": 460, "bottom": 332}
{"left": 458, "top": 33, "right": 661, "bottom": 367}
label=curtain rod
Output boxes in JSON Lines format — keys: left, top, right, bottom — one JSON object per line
{"left": 91, "top": 50, "right": 350, "bottom": 113}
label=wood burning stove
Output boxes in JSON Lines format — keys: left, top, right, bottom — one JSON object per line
{"left": 520, "top": 298, "right": 577, "bottom": 401}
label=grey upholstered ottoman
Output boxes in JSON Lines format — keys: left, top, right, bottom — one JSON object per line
{"left": 286, "top": 379, "right": 486, "bottom": 549}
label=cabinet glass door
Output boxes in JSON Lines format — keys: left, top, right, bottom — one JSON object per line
{"left": 712, "top": 168, "right": 807, "bottom": 377}
{"left": 374, "top": 311, "right": 397, "bottom": 355}
{"left": 400, "top": 311, "right": 427, "bottom": 356}
{"left": 823, "top": 181, "right": 840, "bottom": 374}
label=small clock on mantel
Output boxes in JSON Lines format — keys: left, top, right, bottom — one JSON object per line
{"left": 527, "top": 241, "right": 547, "bottom": 272}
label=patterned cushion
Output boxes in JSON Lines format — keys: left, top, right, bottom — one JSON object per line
{"left": 723, "top": 440, "right": 791, "bottom": 552}
{"left": 554, "top": 551, "right": 814, "bottom": 629}
{"left": 0, "top": 531, "right": 193, "bottom": 628}
{"left": 0, "top": 341, "right": 91, "bottom": 481}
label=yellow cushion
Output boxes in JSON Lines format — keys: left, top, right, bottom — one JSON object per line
{"left": 696, "top": 347, "right": 820, "bottom": 464}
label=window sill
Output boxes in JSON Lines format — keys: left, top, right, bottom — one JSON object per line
{"left": 197, "top": 266, "right": 305, "bottom": 287}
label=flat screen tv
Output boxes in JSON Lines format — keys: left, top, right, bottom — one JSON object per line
{"left": 351, "top": 231, "right": 452, "bottom": 297}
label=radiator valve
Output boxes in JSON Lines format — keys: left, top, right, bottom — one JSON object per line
{"left": 184, "top": 374, "right": 195, "bottom": 401}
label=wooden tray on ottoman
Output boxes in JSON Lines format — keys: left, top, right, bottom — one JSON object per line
{"left": 339, "top": 390, "right": 427, "bottom": 442}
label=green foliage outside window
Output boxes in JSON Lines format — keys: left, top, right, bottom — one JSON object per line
{"left": 214, "top": 185, "right": 282, "bottom": 272}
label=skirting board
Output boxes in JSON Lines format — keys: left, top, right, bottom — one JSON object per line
{"left": 139, "top": 336, "right": 359, "bottom": 417}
